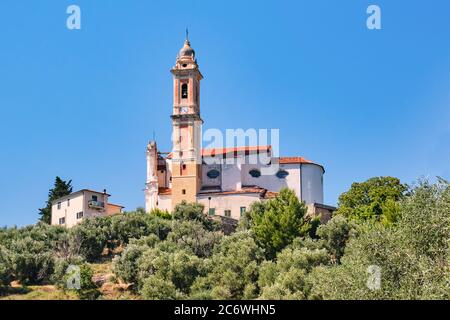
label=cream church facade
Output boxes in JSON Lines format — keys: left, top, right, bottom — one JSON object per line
{"left": 145, "top": 39, "right": 335, "bottom": 221}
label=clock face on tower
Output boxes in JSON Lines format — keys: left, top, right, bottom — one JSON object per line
{"left": 180, "top": 106, "right": 189, "bottom": 114}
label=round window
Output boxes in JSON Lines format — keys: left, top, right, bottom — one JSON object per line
{"left": 249, "top": 169, "right": 261, "bottom": 178}
{"left": 207, "top": 169, "right": 220, "bottom": 179}
{"left": 276, "top": 170, "right": 289, "bottom": 179}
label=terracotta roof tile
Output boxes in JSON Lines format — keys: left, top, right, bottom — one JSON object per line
{"left": 278, "top": 157, "right": 313, "bottom": 164}
{"left": 167, "top": 146, "right": 271, "bottom": 159}
{"left": 158, "top": 187, "right": 172, "bottom": 195}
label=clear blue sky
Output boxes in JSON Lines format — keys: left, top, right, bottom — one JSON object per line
{"left": 1, "top": 0, "right": 449, "bottom": 227}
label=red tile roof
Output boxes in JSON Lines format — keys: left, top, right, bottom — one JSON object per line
{"left": 198, "top": 186, "right": 277, "bottom": 199}
{"left": 167, "top": 146, "right": 271, "bottom": 159}
{"left": 158, "top": 187, "right": 172, "bottom": 195}
{"left": 278, "top": 156, "right": 313, "bottom": 164}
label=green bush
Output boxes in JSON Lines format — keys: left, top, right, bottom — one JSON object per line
{"left": 110, "top": 213, "right": 171, "bottom": 248}
{"left": 0, "top": 246, "right": 13, "bottom": 287}
{"left": 112, "top": 244, "right": 148, "bottom": 287}
{"left": 258, "top": 245, "right": 330, "bottom": 299}
{"left": 61, "top": 264, "right": 100, "bottom": 300}
{"left": 316, "top": 215, "right": 357, "bottom": 262}
{"left": 167, "top": 220, "right": 223, "bottom": 257}
{"left": 69, "top": 217, "right": 111, "bottom": 262}
{"left": 136, "top": 245, "right": 203, "bottom": 294}
{"left": 51, "top": 255, "right": 86, "bottom": 288}
{"left": 8, "top": 237, "right": 55, "bottom": 285}
{"left": 190, "top": 231, "right": 264, "bottom": 300}
{"left": 141, "top": 275, "right": 180, "bottom": 300}
{"left": 172, "top": 201, "right": 220, "bottom": 232}
{"left": 309, "top": 179, "right": 450, "bottom": 300}
{"left": 247, "top": 189, "right": 311, "bottom": 259}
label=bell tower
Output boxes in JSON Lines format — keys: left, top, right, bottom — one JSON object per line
{"left": 170, "top": 36, "right": 203, "bottom": 208}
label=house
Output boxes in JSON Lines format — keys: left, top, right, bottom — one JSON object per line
{"left": 51, "top": 189, "right": 124, "bottom": 228}
{"left": 144, "top": 38, "right": 336, "bottom": 221}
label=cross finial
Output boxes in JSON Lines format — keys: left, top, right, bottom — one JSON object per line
{"left": 185, "top": 28, "right": 189, "bottom": 42}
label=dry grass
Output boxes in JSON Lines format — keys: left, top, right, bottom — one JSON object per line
{"left": 0, "top": 285, "right": 78, "bottom": 300}
{"left": 1, "top": 262, "right": 138, "bottom": 300}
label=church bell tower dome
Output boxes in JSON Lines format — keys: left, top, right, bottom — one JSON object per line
{"left": 178, "top": 40, "right": 195, "bottom": 59}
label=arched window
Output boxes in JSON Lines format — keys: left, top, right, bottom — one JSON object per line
{"left": 181, "top": 83, "right": 188, "bottom": 99}
{"left": 276, "top": 170, "right": 289, "bottom": 179}
{"left": 249, "top": 169, "right": 261, "bottom": 178}
{"left": 207, "top": 169, "right": 220, "bottom": 179}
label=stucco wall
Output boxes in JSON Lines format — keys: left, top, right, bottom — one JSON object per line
{"left": 157, "top": 195, "right": 172, "bottom": 212}
{"left": 51, "top": 193, "right": 84, "bottom": 228}
{"left": 197, "top": 193, "right": 260, "bottom": 220}
{"left": 241, "top": 163, "right": 300, "bottom": 198}
{"left": 202, "top": 164, "right": 221, "bottom": 188}
{"left": 301, "top": 164, "right": 324, "bottom": 204}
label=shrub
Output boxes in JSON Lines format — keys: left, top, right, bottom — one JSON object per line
{"left": 69, "top": 217, "right": 111, "bottom": 262}
{"left": 8, "top": 237, "right": 55, "bottom": 285}
{"left": 141, "top": 276, "right": 180, "bottom": 300}
{"left": 110, "top": 213, "right": 171, "bottom": 247}
{"left": 167, "top": 220, "right": 223, "bottom": 257}
{"left": 190, "top": 231, "right": 264, "bottom": 300}
{"left": 112, "top": 244, "right": 148, "bottom": 287}
{"left": 0, "top": 246, "right": 13, "bottom": 287}
{"left": 247, "top": 189, "right": 311, "bottom": 259}
{"left": 61, "top": 264, "right": 100, "bottom": 300}
{"left": 51, "top": 255, "right": 86, "bottom": 288}
{"left": 309, "top": 179, "right": 450, "bottom": 300}
{"left": 150, "top": 208, "right": 172, "bottom": 220}
{"left": 258, "top": 245, "right": 330, "bottom": 299}
{"left": 172, "top": 201, "right": 220, "bottom": 231}
{"left": 316, "top": 215, "right": 357, "bottom": 262}
{"left": 136, "top": 245, "right": 203, "bottom": 294}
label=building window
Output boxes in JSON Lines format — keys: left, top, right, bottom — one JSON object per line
{"left": 209, "top": 208, "right": 216, "bottom": 216}
{"left": 249, "top": 169, "right": 261, "bottom": 178}
{"left": 92, "top": 195, "right": 98, "bottom": 202}
{"left": 67, "top": 199, "right": 70, "bottom": 207}
{"left": 181, "top": 83, "right": 188, "bottom": 99}
{"left": 59, "top": 217, "right": 65, "bottom": 225}
{"left": 224, "top": 210, "right": 231, "bottom": 217}
{"left": 57, "top": 202, "right": 61, "bottom": 210}
{"left": 76, "top": 212, "right": 84, "bottom": 219}
{"left": 276, "top": 170, "right": 289, "bottom": 179}
{"left": 182, "top": 189, "right": 186, "bottom": 195}
{"left": 240, "top": 207, "right": 246, "bottom": 217}
{"left": 207, "top": 169, "right": 220, "bottom": 179}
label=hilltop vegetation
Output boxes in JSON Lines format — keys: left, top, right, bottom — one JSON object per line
{"left": 0, "top": 178, "right": 449, "bottom": 300}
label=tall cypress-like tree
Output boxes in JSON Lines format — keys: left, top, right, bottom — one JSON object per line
{"left": 38, "top": 176, "right": 73, "bottom": 224}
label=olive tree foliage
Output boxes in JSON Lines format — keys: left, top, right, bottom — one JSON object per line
{"left": 113, "top": 219, "right": 223, "bottom": 298}
{"left": 190, "top": 231, "right": 265, "bottom": 300}
{"left": 0, "top": 246, "right": 13, "bottom": 287}
{"left": 167, "top": 220, "right": 223, "bottom": 258}
{"left": 68, "top": 217, "right": 111, "bottom": 262}
{"left": 244, "top": 188, "right": 313, "bottom": 260}
{"left": 68, "top": 213, "right": 172, "bottom": 262}
{"left": 335, "top": 176, "right": 408, "bottom": 225}
{"left": 137, "top": 245, "right": 204, "bottom": 299}
{"left": 258, "top": 244, "right": 330, "bottom": 300}
{"left": 316, "top": 215, "right": 358, "bottom": 263}
{"left": 172, "top": 201, "right": 221, "bottom": 232}
{"left": 0, "top": 223, "right": 68, "bottom": 285}
{"left": 309, "top": 179, "right": 450, "bottom": 300}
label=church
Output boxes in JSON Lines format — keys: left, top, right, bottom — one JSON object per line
{"left": 145, "top": 38, "right": 335, "bottom": 221}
